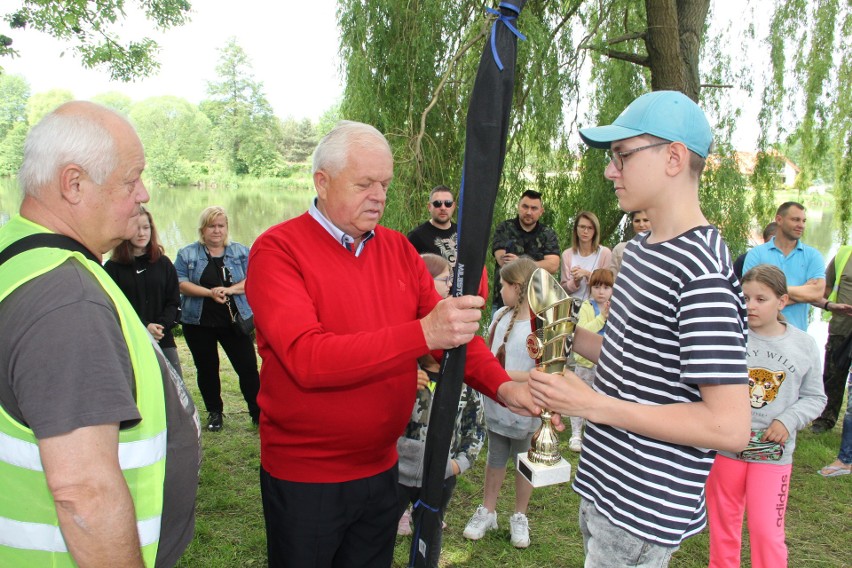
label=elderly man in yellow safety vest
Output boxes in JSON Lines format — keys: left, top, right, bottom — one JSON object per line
{"left": 0, "top": 102, "right": 200, "bottom": 567}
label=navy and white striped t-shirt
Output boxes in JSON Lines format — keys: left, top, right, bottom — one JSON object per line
{"left": 572, "top": 225, "right": 748, "bottom": 547}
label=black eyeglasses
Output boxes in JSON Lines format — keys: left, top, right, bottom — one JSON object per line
{"left": 608, "top": 141, "right": 669, "bottom": 171}
{"left": 431, "top": 200, "right": 454, "bottom": 208}
{"left": 434, "top": 275, "right": 453, "bottom": 286}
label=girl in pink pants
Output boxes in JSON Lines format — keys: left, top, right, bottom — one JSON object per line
{"left": 706, "top": 265, "right": 826, "bottom": 568}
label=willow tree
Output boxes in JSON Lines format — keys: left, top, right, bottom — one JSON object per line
{"left": 589, "top": 0, "right": 851, "bottom": 244}
{"left": 338, "top": 0, "right": 483, "bottom": 229}
{"left": 336, "top": 0, "right": 741, "bottom": 247}
{"left": 586, "top": 0, "right": 709, "bottom": 101}
{"left": 759, "top": 0, "right": 851, "bottom": 241}
{"left": 337, "top": 0, "right": 850, "bottom": 249}
{"left": 338, "top": 0, "right": 583, "bottom": 234}
{"left": 578, "top": 0, "right": 751, "bottom": 253}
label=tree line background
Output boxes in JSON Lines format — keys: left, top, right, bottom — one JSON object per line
{"left": 1, "top": 0, "right": 849, "bottom": 255}
{"left": 0, "top": 38, "right": 327, "bottom": 188}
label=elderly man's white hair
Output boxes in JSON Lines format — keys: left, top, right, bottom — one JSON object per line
{"left": 312, "top": 120, "right": 391, "bottom": 176}
{"left": 18, "top": 102, "right": 124, "bottom": 197}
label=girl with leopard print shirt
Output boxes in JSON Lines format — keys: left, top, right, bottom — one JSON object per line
{"left": 706, "top": 264, "right": 826, "bottom": 568}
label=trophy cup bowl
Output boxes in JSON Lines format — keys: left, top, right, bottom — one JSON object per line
{"left": 516, "top": 268, "right": 581, "bottom": 487}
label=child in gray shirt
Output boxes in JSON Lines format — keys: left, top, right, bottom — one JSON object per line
{"left": 706, "top": 264, "right": 826, "bottom": 568}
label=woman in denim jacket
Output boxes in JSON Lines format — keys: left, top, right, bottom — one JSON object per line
{"left": 175, "top": 206, "right": 260, "bottom": 432}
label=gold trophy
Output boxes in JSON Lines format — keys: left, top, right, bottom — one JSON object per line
{"left": 516, "top": 268, "right": 581, "bottom": 487}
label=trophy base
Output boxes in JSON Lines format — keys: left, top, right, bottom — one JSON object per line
{"left": 516, "top": 452, "right": 571, "bottom": 487}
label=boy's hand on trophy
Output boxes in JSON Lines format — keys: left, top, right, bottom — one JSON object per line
{"left": 528, "top": 367, "right": 597, "bottom": 420}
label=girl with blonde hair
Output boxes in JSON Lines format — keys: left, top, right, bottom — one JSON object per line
{"left": 463, "top": 257, "right": 538, "bottom": 549}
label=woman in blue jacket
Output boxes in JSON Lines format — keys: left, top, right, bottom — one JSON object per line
{"left": 175, "top": 206, "right": 260, "bottom": 431}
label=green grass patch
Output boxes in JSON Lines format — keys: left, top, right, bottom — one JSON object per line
{"left": 174, "top": 337, "right": 851, "bottom": 567}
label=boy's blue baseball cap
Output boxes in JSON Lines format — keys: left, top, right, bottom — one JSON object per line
{"left": 579, "top": 91, "right": 713, "bottom": 158}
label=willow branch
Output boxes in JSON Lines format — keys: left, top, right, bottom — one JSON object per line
{"left": 413, "top": 23, "right": 489, "bottom": 169}
{"left": 513, "top": 4, "right": 580, "bottom": 125}
{"left": 607, "top": 30, "right": 645, "bottom": 44}
{"left": 583, "top": 44, "right": 650, "bottom": 67}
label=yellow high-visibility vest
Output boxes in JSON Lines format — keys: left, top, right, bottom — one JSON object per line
{"left": 0, "top": 215, "right": 166, "bottom": 567}
{"left": 828, "top": 245, "right": 852, "bottom": 303}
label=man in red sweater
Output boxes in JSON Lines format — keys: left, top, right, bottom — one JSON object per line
{"left": 246, "top": 120, "right": 536, "bottom": 567}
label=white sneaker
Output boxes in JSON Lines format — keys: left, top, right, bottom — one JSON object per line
{"left": 569, "top": 436, "right": 583, "bottom": 452}
{"left": 509, "top": 512, "right": 530, "bottom": 548}
{"left": 463, "top": 505, "right": 498, "bottom": 540}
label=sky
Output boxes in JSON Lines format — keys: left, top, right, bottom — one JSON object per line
{"left": 0, "top": 1, "right": 344, "bottom": 121}
{"left": 1, "top": 0, "right": 763, "bottom": 148}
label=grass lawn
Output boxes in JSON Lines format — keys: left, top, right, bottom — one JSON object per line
{"left": 174, "top": 337, "right": 851, "bottom": 567}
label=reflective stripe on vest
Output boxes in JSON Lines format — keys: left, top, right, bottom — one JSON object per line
{"left": 0, "top": 215, "right": 167, "bottom": 566}
{"left": 0, "top": 515, "right": 161, "bottom": 552}
{"left": 0, "top": 429, "right": 167, "bottom": 472}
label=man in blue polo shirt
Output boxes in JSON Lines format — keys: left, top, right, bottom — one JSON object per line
{"left": 743, "top": 201, "right": 825, "bottom": 330}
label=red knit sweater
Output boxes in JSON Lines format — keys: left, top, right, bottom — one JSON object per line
{"left": 246, "top": 213, "right": 509, "bottom": 482}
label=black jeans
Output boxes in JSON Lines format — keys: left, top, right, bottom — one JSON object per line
{"left": 261, "top": 465, "right": 399, "bottom": 568}
{"left": 182, "top": 323, "right": 259, "bottom": 417}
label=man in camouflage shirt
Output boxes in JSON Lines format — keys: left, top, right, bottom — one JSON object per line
{"left": 491, "top": 189, "right": 561, "bottom": 312}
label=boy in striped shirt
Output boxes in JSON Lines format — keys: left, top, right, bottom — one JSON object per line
{"left": 529, "top": 91, "right": 751, "bottom": 567}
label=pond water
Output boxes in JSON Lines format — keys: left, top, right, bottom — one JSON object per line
{"left": 0, "top": 178, "right": 314, "bottom": 259}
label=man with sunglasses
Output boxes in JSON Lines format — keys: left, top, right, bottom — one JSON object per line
{"left": 408, "top": 185, "right": 489, "bottom": 299}
{"left": 408, "top": 185, "right": 460, "bottom": 263}
{"left": 527, "top": 91, "right": 751, "bottom": 567}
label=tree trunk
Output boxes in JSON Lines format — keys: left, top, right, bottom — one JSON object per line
{"left": 644, "top": 0, "right": 709, "bottom": 101}
{"left": 677, "top": 0, "right": 710, "bottom": 100}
